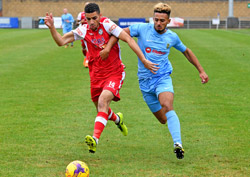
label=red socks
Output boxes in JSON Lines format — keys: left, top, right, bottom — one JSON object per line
{"left": 93, "top": 112, "right": 108, "bottom": 140}
{"left": 108, "top": 108, "right": 119, "bottom": 123}
{"left": 93, "top": 108, "right": 119, "bottom": 141}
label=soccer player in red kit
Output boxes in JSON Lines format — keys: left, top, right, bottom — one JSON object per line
{"left": 45, "top": 3, "right": 159, "bottom": 153}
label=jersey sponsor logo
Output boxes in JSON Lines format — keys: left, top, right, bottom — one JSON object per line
{"left": 76, "top": 28, "right": 83, "bottom": 36}
{"left": 91, "top": 37, "right": 105, "bottom": 47}
{"left": 109, "top": 24, "right": 117, "bottom": 32}
{"left": 152, "top": 49, "right": 166, "bottom": 55}
{"left": 145, "top": 47, "right": 166, "bottom": 55}
{"left": 108, "top": 81, "right": 116, "bottom": 90}
{"left": 145, "top": 47, "right": 151, "bottom": 53}
{"left": 98, "top": 29, "right": 103, "bottom": 35}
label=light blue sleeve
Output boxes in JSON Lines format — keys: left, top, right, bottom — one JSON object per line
{"left": 129, "top": 23, "right": 141, "bottom": 37}
{"left": 70, "top": 14, "right": 74, "bottom": 23}
{"left": 61, "top": 15, "right": 65, "bottom": 25}
{"left": 173, "top": 34, "right": 187, "bottom": 52}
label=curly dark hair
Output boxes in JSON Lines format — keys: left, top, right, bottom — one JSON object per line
{"left": 85, "top": 3, "right": 100, "bottom": 14}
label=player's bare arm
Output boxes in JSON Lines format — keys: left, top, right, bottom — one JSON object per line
{"left": 123, "top": 27, "right": 130, "bottom": 35}
{"left": 99, "top": 35, "right": 118, "bottom": 60}
{"left": 118, "top": 30, "right": 159, "bottom": 74}
{"left": 45, "top": 12, "right": 74, "bottom": 46}
{"left": 183, "top": 48, "right": 209, "bottom": 84}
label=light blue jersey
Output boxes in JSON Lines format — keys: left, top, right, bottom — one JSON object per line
{"left": 61, "top": 13, "right": 74, "bottom": 34}
{"left": 129, "top": 23, "right": 186, "bottom": 80}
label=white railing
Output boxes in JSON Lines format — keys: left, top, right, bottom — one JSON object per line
{"left": 182, "top": 17, "right": 250, "bottom": 29}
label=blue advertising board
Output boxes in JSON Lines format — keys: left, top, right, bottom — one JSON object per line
{"left": 118, "top": 18, "right": 146, "bottom": 28}
{"left": 0, "top": 17, "right": 19, "bottom": 28}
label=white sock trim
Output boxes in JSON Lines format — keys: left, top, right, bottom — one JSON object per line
{"left": 95, "top": 116, "right": 107, "bottom": 126}
{"left": 115, "top": 114, "right": 120, "bottom": 124}
{"left": 108, "top": 110, "right": 113, "bottom": 120}
{"left": 92, "top": 136, "right": 99, "bottom": 144}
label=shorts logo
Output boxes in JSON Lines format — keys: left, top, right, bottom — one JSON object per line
{"left": 108, "top": 81, "right": 115, "bottom": 90}
{"left": 145, "top": 47, "right": 151, "bottom": 53}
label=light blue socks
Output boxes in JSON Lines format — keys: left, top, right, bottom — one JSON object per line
{"left": 166, "top": 110, "right": 182, "bottom": 145}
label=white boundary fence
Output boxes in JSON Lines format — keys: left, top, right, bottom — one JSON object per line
{"left": 183, "top": 17, "right": 250, "bottom": 29}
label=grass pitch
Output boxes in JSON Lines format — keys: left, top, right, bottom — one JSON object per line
{"left": 0, "top": 28, "right": 249, "bottom": 176}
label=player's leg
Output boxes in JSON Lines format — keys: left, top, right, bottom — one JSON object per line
{"left": 158, "top": 92, "right": 182, "bottom": 145}
{"left": 94, "top": 90, "right": 114, "bottom": 140}
{"left": 156, "top": 76, "right": 184, "bottom": 159}
{"left": 107, "top": 107, "right": 119, "bottom": 123}
{"left": 94, "top": 98, "right": 127, "bottom": 135}
{"left": 92, "top": 101, "right": 119, "bottom": 129}
{"left": 85, "top": 73, "right": 126, "bottom": 153}
{"left": 85, "top": 90, "right": 113, "bottom": 153}
{"left": 139, "top": 78, "right": 166, "bottom": 123}
{"left": 104, "top": 74, "right": 127, "bottom": 136}
{"left": 141, "top": 90, "right": 165, "bottom": 123}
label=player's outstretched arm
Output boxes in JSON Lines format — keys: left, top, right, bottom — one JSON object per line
{"left": 118, "top": 30, "right": 159, "bottom": 74}
{"left": 183, "top": 48, "right": 209, "bottom": 84}
{"left": 45, "top": 12, "right": 74, "bottom": 46}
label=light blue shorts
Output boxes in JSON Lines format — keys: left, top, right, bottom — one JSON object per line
{"left": 139, "top": 75, "right": 174, "bottom": 113}
{"left": 63, "top": 26, "right": 72, "bottom": 34}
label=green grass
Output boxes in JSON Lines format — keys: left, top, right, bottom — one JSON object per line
{"left": 0, "top": 28, "right": 249, "bottom": 177}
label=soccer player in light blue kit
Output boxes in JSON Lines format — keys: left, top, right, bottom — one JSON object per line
{"left": 123, "top": 3, "right": 209, "bottom": 159}
{"left": 61, "top": 8, "right": 74, "bottom": 48}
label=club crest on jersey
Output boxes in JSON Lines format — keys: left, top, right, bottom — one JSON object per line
{"left": 98, "top": 29, "right": 103, "bottom": 35}
{"left": 167, "top": 44, "right": 170, "bottom": 49}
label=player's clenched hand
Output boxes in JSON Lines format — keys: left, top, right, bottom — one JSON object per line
{"left": 99, "top": 48, "right": 110, "bottom": 60}
{"left": 143, "top": 60, "right": 160, "bottom": 74}
{"left": 45, "top": 12, "right": 54, "bottom": 29}
{"left": 200, "top": 71, "right": 209, "bottom": 84}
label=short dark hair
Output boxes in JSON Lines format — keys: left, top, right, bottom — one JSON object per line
{"left": 85, "top": 3, "right": 100, "bottom": 14}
